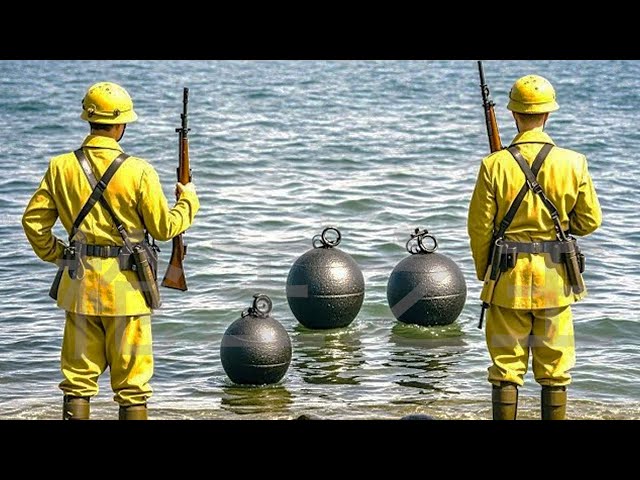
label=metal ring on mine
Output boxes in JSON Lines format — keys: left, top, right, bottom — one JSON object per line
{"left": 405, "top": 228, "right": 438, "bottom": 254}
{"left": 406, "top": 236, "right": 422, "bottom": 254}
{"left": 417, "top": 234, "right": 438, "bottom": 253}
{"left": 312, "top": 235, "right": 325, "bottom": 249}
{"left": 321, "top": 227, "right": 341, "bottom": 247}
{"left": 252, "top": 294, "right": 273, "bottom": 317}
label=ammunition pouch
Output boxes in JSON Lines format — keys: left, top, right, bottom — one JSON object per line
{"left": 49, "top": 244, "right": 78, "bottom": 300}
{"left": 64, "top": 244, "right": 79, "bottom": 279}
{"left": 576, "top": 245, "right": 585, "bottom": 274}
{"left": 131, "top": 243, "right": 162, "bottom": 309}
{"left": 501, "top": 244, "right": 517, "bottom": 272}
{"left": 561, "top": 238, "right": 585, "bottom": 294}
{"left": 487, "top": 240, "right": 515, "bottom": 274}
{"left": 136, "top": 239, "right": 160, "bottom": 280}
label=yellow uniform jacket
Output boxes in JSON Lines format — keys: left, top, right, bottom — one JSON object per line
{"left": 468, "top": 130, "right": 601, "bottom": 309}
{"left": 22, "top": 135, "right": 200, "bottom": 316}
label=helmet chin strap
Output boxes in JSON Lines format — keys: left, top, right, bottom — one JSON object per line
{"left": 117, "top": 124, "right": 127, "bottom": 141}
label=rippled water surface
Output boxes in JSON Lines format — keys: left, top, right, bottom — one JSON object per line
{"left": 1, "top": 60, "right": 639, "bottom": 419}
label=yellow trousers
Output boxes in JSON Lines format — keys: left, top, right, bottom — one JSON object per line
{"left": 486, "top": 305, "right": 574, "bottom": 387}
{"left": 59, "top": 311, "right": 153, "bottom": 406}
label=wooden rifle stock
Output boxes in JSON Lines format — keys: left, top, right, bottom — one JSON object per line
{"left": 478, "top": 61, "right": 503, "bottom": 153}
{"left": 162, "top": 87, "right": 191, "bottom": 291}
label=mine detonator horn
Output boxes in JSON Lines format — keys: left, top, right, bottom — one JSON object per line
{"left": 162, "top": 87, "right": 192, "bottom": 291}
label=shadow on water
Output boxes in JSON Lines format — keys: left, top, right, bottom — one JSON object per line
{"left": 292, "top": 325, "right": 364, "bottom": 386}
{"left": 220, "top": 383, "right": 293, "bottom": 416}
{"left": 387, "top": 322, "right": 466, "bottom": 394}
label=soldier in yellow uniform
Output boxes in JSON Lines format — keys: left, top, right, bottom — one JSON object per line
{"left": 468, "top": 75, "right": 601, "bottom": 420}
{"left": 22, "top": 82, "right": 200, "bottom": 420}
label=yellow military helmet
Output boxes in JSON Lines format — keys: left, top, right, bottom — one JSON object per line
{"left": 80, "top": 82, "right": 138, "bottom": 124}
{"left": 507, "top": 75, "right": 559, "bottom": 114}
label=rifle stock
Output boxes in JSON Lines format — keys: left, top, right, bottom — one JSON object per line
{"left": 161, "top": 87, "right": 191, "bottom": 292}
{"left": 163, "top": 235, "right": 187, "bottom": 291}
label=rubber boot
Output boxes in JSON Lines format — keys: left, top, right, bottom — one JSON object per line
{"left": 492, "top": 382, "right": 518, "bottom": 420}
{"left": 119, "top": 404, "right": 148, "bottom": 420}
{"left": 63, "top": 396, "right": 90, "bottom": 420}
{"left": 541, "top": 386, "right": 567, "bottom": 420}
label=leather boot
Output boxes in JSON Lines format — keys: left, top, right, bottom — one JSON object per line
{"left": 63, "top": 396, "right": 90, "bottom": 420}
{"left": 541, "top": 386, "right": 567, "bottom": 420}
{"left": 119, "top": 404, "right": 148, "bottom": 420}
{"left": 492, "top": 382, "right": 518, "bottom": 420}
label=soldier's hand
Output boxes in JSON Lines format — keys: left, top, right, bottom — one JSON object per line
{"left": 176, "top": 182, "right": 197, "bottom": 196}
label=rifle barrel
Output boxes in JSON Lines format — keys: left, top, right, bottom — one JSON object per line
{"left": 478, "top": 61, "right": 486, "bottom": 87}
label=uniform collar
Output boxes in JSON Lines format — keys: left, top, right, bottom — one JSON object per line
{"left": 81, "top": 134, "right": 124, "bottom": 152}
{"left": 510, "top": 129, "right": 555, "bottom": 147}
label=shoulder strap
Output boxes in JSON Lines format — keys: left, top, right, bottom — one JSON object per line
{"left": 494, "top": 143, "right": 554, "bottom": 240}
{"left": 507, "top": 144, "right": 566, "bottom": 241}
{"left": 71, "top": 149, "right": 134, "bottom": 250}
{"left": 75, "top": 148, "right": 99, "bottom": 188}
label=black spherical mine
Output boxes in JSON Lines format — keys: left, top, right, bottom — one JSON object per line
{"left": 286, "top": 227, "right": 365, "bottom": 329}
{"left": 220, "top": 294, "right": 292, "bottom": 385}
{"left": 387, "top": 228, "right": 467, "bottom": 327}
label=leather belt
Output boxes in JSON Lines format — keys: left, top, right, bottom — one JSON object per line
{"left": 79, "top": 243, "right": 123, "bottom": 258}
{"left": 501, "top": 240, "right": 575, "bottom": 254}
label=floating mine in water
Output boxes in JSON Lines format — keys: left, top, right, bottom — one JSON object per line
{"left": 387, "top": 228, "right": 467, "bottom": 327}
{"left": 220, "top": 294, "right": 292, "bottom": 385}
{"left": 286, "top": 227, "right": 365, "bottom": 329}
